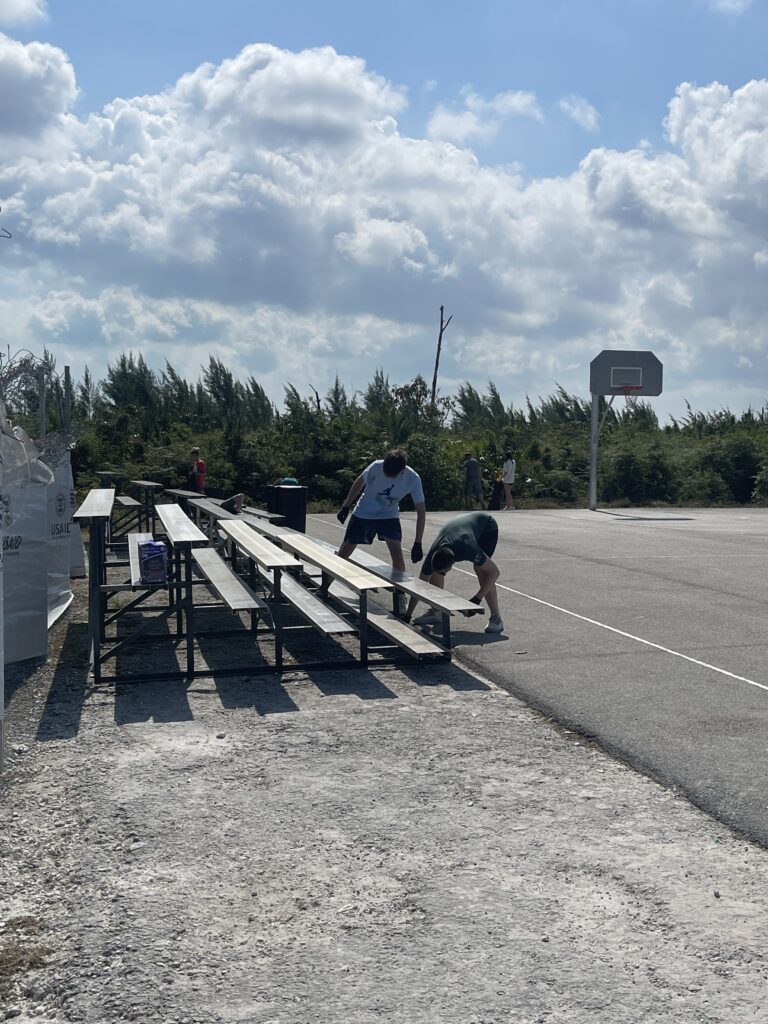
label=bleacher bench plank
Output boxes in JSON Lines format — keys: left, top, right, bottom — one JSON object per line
{"left": 348, "top": 549, "right": 477, "bottom": 615}
{"left": 260, "top": 568, "right": 355, "bottom": 635}
{"left": 219, "top": 520, "right": 301, "bottom": 570}
{"left": 330, "top": 582, "right": 445, "bottom": 657}
{"left": 267, "top": 532, "right": 387, "bottom": 592}
{"left": 241, "top": 515, "right": 291, "bottom": 541}
{"left": 74, "top": 488, "right": 115, "bottom": 521}
{"left": 193, "top": 548, "right": 267, "bottom": 613}
{"left": 155, "top": 502, "right": 207, "bottom": 546}
{"left": 115, "top": 495, "right": 141, "bottom": 508}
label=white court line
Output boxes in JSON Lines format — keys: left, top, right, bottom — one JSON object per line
{"left": 307, "top": 515, "right": 768, "bottom": 694}
{"left": 453, "top": 568, "right": 768, "bottom": 694}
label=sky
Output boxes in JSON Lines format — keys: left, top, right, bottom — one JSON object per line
{"left": 1, "top": 0, "right": 767, "bottom": 422}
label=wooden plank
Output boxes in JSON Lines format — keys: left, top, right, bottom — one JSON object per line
{"left": 260, "top": 568, "right": 355, "bottom": 635}
{"left": 193, "top": 548, "right": 266, "bottom": 612}
{"left": 130, "top": 480, "right": 163, "bottom": 489}
{"left": 74, "top": 488, "right": 115, "bottom": 521}
{"left": 219, "top": 520, "right": 302, "bottom": 569}
{"left": 115, "top": 495, "right": 141, "bottom": 508}
{"left": 348, "top": 549, "right": 477, "bottom": 614}
{"left": 127, "top": 532, "right": 155, "bottom": 587}
{"left": 244, "top": 517, "right": 386, "bottom": 591}
{"left": 242, "top": 505, "right": 282, "bottom": 521}
{"left": 188, "top": 497, "right": 238, "bottom": 520}
{"left": 155, "top": 502, "right": 207, "bottom": 546}
{"left": 332, "top": 586, "right": 446, "bottom": 657}
{"left": 268, "top": 533, "right": 387, "bottom": 592}
{"left": 164, "top": 487, "right": 203, "bottom": 500}
{"left": 240, "top": 515, "right": 291, "bottom": 540}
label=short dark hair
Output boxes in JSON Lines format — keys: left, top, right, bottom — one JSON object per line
{"left": 464, "top": 452, "right": 472, "bottom": 460}
{"left": 383, "top": 449, "right": 407, "bottom": 476}
{"left": 504, "top": 451, "right": 513, "bottom": 460}
{"left": 432, "top": 547, "right": 456, "bottom": 573}
{"left": 190, "top": 446, "right": 200, "bottom": 456}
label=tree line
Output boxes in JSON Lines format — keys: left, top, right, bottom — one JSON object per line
{"left": 3, "top": 350, "right": 768, "bottom": 509}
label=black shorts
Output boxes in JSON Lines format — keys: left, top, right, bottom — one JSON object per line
{"left": 344, "top": 515, "right": 402, "bottom": 546}
{"left": 479, "top": 519, "right": 498, "bottom": 559}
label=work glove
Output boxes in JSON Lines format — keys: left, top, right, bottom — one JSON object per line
{"left": 410, "top": 541, "right": 423, "bottom": 564}
{"left": 337, "top": 506, "right": 350, "bottom": 525}
{"left": 462, "top": 595, "right": 484, "bottom": 617}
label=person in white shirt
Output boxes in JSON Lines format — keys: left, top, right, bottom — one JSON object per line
{"left": 502, "top": 451, "right": 516, "bottom": 510}
{"left": 336, "top": 449, "right": 426, "bottom": 571}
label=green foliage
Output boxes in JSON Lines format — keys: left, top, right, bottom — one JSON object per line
{"left": 7, "top": 351, "right": 768, "bottom": 510}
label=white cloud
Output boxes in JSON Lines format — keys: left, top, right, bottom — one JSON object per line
{"left": 0, "top": 32, "right": 77, "bottom": 137}
{"left": 1, "top": 43, "right": 768, "bottom": 418}
{"left": 427, "top": 86, "right": 542, "bottom": 144}
{"left": 0, "top": 0, "right": 47, "bottom": 26}
{"left": 706, "top": 0, "right": 751, "bottom": 13}
{"left": 559, "top": 94, "right": 601, "bottom": 132}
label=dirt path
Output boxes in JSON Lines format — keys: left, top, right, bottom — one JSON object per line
{"left": 2, "top": 582, "right": 767, "bottom": 1023}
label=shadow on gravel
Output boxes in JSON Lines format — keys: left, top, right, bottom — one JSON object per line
{"left": 3, "top": 656, "right": 47, "bottom": 705}
{"left": 213, "top": 674, "right": 299, "bottom": 715}
{"left": 306, "top": 669, "right": 398, "bottom": 701}
{"left": 113, "top": 617, "right": 194, "bottom": 725}
{"left": 408, "top": 662, "right": 493, "bottom": 691}
{"left": 36, "top": 621, "right": 91, "bottom": 742}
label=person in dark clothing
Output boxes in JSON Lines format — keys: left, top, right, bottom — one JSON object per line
{"left": 404, "top": 511, "right": 503, "bottom": 634}
{"left": 463, "top": 453, "right": 486, "bottom": 510}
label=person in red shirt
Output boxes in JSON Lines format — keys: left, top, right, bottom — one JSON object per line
{"left": 190, "top": 447, "right": 206, "bottom": 493}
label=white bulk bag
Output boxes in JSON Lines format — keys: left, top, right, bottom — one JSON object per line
{"left": 1, "top": 419, "right": 54, "bottom": 664}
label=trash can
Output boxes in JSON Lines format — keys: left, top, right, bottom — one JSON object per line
{"left": 267, "top": 483, "right": 308, "bottom": 533}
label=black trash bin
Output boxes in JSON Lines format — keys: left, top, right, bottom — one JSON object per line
{"left": 267, "top": 482, "right": 308, "bottom": 533}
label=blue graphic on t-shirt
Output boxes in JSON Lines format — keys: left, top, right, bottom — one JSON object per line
{"left": 375, "top": 483, "right": 398, "bottom": 509}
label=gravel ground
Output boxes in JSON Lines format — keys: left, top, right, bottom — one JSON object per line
{"left": 2, "top": 579, "right": 768, "bottom": 1023}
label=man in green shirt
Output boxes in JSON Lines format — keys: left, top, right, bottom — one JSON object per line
{"left": 403, "top": 511, "right": 504, "bottom": 634}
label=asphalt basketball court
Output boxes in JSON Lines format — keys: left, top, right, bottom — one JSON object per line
{"left": 307, "top": 506, "right": 768, "bottom": 847}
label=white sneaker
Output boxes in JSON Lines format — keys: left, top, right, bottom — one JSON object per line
{"left": 485, "top": 615, "right": 504, "bottom": 634}
{"left": 414, "top": 610, "right": 442, "bottom": 626}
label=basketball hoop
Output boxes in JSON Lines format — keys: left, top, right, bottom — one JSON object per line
{"left": 621, "top": 385, "right": 642, "bottom": 413}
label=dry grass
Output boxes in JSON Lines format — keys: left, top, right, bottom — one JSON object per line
{"left": 0, "top": 916, "right": 50, "bottom": 1001}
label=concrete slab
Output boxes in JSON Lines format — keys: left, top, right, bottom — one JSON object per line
{"left": 307, "top": 509, "right": 768, "bottom": 845}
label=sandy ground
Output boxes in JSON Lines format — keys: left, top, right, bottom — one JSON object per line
{"left": 2, "top": 580, "right": 768, "bottom": 1024}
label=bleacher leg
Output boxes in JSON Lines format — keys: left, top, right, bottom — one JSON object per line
{"left": 184, "top": 550, "right": 195, "bottom": 680}
{"left": 359, "top": 591, "right": 368, "bottom": 668}
{"left": 273, "top": 568, "right": 283, "bottom": 674}
{"left": 441, "top": 612, "right": 452, "bottom": 651}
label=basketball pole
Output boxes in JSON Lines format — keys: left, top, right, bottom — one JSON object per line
{"left": 589, "top": 395, "right": 599, "bottom": 511}
{"left": 589, "top": 393, "right": 617, "bottom": 510}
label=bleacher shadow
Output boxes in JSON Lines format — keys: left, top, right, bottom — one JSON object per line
{"left": 401, "top": 659, "right": 493, "bottom": 691}
{"left": 449, "top": 630, "right": 509, "bottom": 648}
{"left": 194, "top": 604, "right": 300, "bottom": 715}
{"left": 35, "top": 621, "right": 91, "bottom": 742}
{"left": 113, "top": 608, "right": 194, "bottom": 726}
{"left": 305, "top": 668, "right": 398, "bottom": 701}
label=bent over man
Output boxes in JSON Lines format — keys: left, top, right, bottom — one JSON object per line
{"left": 336, "top": 448, "right": 426, "bottom": 572}
{"left": 404, "top": 511, "right": 503, "bottom": 634}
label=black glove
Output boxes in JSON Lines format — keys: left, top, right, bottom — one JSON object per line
{"left": 410, "top": 541, "right": 423, "bottom": 564}
{"left": 462, "top": 595, "right": 484, "bottom": 617}
{"left": 337, "top": 506, "right": 350, "bottom": 525}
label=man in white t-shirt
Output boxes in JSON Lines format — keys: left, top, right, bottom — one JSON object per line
{"left": 336, "top": 449, "right": 426, "bottom": 571}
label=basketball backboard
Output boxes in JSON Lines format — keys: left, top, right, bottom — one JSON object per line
{"left": 589, "top": 350, "right": 663, "bottom": 397}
